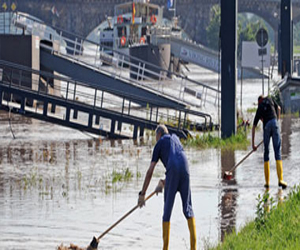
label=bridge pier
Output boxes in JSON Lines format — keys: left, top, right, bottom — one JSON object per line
{"left": 43, "top": 101, "right": 48, "bottom": 116}
{"left": 110, "top": 120, "right": 115, "bottom": 135}
{"left": 66, "top": 106, "right": 70, "bottom": 122}
{"left": 88, "top": 112, "right": 93, "bottom": 128}
{"left": 139, "top": 126, "right": 144, "bottom": 137}
{"left": 95, "top": 115, "right": 100, "bottom": 125}
{"left": 133, "top": 125, "right": 138, "bottom": 140}
{"left": 51, "top": 103, "right": 56, "bottom": 113}
{"left": 117, "top": 121, "right": 122, "bottom": 132}
{"left": 20, "top": 96, "right": 25, "bottom": 112}
{"left": 73, "top": 109, "right": 78, "bottom": 119}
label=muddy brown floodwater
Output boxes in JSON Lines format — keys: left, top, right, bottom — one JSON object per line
{"left": 1, "top": 74, "right": 300, "bottom": 250}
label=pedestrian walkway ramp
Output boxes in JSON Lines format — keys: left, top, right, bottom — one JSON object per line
{"left": 0, "top": 60, "right": 214, "bottom": 139}
{"left": 12, "top": 12, "right": 220, "bottom": 109}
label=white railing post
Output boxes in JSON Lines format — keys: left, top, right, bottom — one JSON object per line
{"left": 119, "top": 55, "right": 125, "bottom": 77}
{"left": 100, "top": 47, "right": 104, "bottom": 67}
{"left": 59, "top": 31, "right": 63, "bottom": 55}
{"left": 73, "top": 38, "right": 77, "bottom": 57}
{"left": 141, "top": 63, "right": 146, "bottom": 81}
{"left": 158, "top": 71, "right": 163, "bottom": 92}
{"left": 179, "top": 78, "right": 185, "bottom": 101}
{"left": 214, "top": 90, "right": 218, "bottom": 106}
{"left": 80, "top": 39, "right": 83, "bottom": 56}
{"left": 204, "top": 87, "right": 208, "bottom": 107}
{"left": 137, "top": 62, "right": 141, "bottom": 80}
{"left": 200, "top": 86, "right": 204, "bottom": 107}
{"left": 95, "top": 44, "right": 99, "bottom": 66}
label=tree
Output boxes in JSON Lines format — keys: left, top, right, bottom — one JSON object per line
{"left": 206, "top": 6, "right": 268, "bottom": 58}
{"left": 238, "top": 20, "right": 265, "bottom": 59}
{"left": 206, "top": 5, "right": 221, "bottom": 51}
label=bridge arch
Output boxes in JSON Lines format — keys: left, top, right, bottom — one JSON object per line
{"left": 4, "top": 0, "right": 300, "bottom": 47}
{"left": 238, "top": 12, "right": 277, "bottom": 45}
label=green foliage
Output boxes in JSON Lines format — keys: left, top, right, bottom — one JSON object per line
{"left": 211, "top": 185, "right": 300, "bottom": 250}
{"left": 237, "top": 20, "right": 265, "bottom": 59}
{"left": 206, "top": 7, "right": 300, "bottom": 55}
{"left": 294, "top": 45, "right": 300, "bottom": 54}
{"left": 206, "top": 8, "right": 273, "bottom": 57}
{"left": 255, "top": 192, "right": 275, "bottom": 230}
{"left": 182, "top": 130, "right": 249, "bottom": 150}
{"left": 246, "top": 107, "right": 257, "bottom": 113}
{"left": 111, "top": 168, "right": 133, "bottom": 183}
{"left": 294, "top": 23, "right": 300, "bottom": 47}
{"left": 206, "top": 5, "right": 221, "bottom": 51}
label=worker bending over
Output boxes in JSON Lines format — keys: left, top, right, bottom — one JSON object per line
{"left": 138, "top": 124, "right": 196, "bottom": 250}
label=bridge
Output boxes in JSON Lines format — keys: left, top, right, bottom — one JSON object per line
{"left": 3, "top": 0, "right": 300, "bottom": 45}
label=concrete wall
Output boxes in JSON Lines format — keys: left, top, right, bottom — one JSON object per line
{"left": 0, "top": 34, "right": 40, "bottom": 89}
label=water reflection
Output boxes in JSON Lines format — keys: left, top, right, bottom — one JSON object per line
{"left": 219, "top": 149, "right": 238, "bottom": 242}
{"left": 281, "top": 115, "right": 292, "bottom": 159}
{"left": 277, "top": 188, "right": 284, "bottom": 204}
{"left": 261, "top": 188, "right": 284, "bottom": 214}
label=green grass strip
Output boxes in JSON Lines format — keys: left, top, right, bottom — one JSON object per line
{"left": 211, "top": 185, "right": 300, "bottom": 250}
{"left": 182, "top": 130, "right": 249, "bottom": 151}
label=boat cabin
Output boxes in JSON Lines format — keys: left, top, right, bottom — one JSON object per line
{"left": 113, "top": 0, "right": 163, "bottom": 49}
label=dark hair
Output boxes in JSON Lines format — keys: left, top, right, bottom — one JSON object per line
{"left": 258, "top": 95, "right": 264, "bottom": 102}
{"left": 258, "top": 95, "right": 264, "bottom": 105}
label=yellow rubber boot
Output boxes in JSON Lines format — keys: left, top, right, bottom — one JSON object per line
{"left": 163, "top": 221, "right": 170, "bottom": 250}
{"left": 276, "top": 160, "right": 287, "bottom": 189}
{"left": 187, "top": 217, "right": 197, "bottom": 250}
{"left": 264, "top": 161, "right": 270, "bottom": 188}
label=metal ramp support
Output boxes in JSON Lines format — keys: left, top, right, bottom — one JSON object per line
{"left": 40, "top": 48, "right": 185, "bottom": 110}
{"left": 0, "top": 60, "right": 215, "bottom": 139}
{"left": 12, "top": 12, "right": 220, "bottom": 110}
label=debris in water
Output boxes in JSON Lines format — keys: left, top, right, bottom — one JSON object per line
{"left": 57, "top": 243, "right": 86, "bottom": 250}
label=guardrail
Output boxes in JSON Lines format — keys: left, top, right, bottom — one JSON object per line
{"left": 12, "top": 12, "right": 220, "bottom": 109}
{"left": 0, "top": 60, "right": 214, "bottom": 136}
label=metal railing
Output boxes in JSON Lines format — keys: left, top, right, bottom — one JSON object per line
{"left": 11, "top": 12, "right": 220, "bottom": 109}
{"left": 0, "top": 60, "right": 213, "bottom": 133}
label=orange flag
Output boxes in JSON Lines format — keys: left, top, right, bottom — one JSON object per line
{"left": 132, "top": 3, "right": 136, "bottom": 24}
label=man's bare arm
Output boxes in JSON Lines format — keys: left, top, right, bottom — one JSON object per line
{"left": 140, "top": 161, "right": 156, "bottom": 195}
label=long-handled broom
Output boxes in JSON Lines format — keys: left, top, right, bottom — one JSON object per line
{"left": 87, "top": 190, "right": 157, "bottom": 250}
{"left": 223, "top": 140, "right": 263, "bottom": 180}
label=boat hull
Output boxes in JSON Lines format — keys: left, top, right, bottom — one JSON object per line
{"left": 129, "top": 43, "right": 171, "bottom": 80}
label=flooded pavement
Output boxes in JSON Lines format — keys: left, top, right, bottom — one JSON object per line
{"left": 1, "top": 78, "right": 300, "bottom": 250}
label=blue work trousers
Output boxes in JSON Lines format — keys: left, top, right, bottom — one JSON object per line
{"left": 263, "top": 118, "right": 281, "bottom": 162}
{"left": 163, "top": 161, "right": 194, "bottom": 222}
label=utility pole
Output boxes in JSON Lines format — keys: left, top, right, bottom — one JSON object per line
{"left": 280, "top": 0, "right": 292, "bottom": 78}
{"left": 221, "top": 0, "right": 237, "bottom": 138}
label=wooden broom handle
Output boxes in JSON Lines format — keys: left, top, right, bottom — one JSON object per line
{"left": 97, "top": 190, "right": 156, "bottom": 240}
{"left": 228, "top": 140, "right": 263, "bottom": 173}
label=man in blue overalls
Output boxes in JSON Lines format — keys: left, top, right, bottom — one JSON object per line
{"left": 252, "top": 95, "right": 287, "bottom": 189}
{"left": 138, "top": 125, "right": 196, "bottom": 250}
